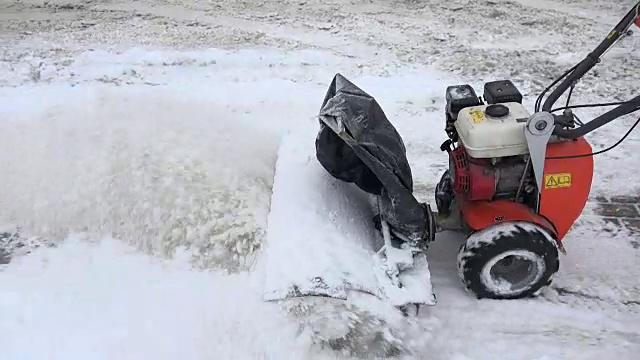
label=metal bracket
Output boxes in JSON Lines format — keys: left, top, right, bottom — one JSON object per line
{"left": 524, "top": 112, "right": 555, "bottom": 194}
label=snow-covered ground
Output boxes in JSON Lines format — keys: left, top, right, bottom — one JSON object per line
{"left": 1, "top": 0, "right": 640, "bottom": 359}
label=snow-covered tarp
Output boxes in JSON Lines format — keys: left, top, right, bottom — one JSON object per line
{"left": 261, "top": 122, "right": 436, "bottom": 308}
{"left": 315, "top": 74, "right": 430, "bottom": 245}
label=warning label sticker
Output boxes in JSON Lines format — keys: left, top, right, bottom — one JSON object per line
{"left": 544, "top": 173, "right": 572, "bottom": 189}
{"left": 469, "top": 109, "right": 485, "bottom": 124}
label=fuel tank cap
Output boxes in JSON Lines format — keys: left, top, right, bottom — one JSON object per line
{"left": 485, "top": 104, "right": 510, "bottom": 118}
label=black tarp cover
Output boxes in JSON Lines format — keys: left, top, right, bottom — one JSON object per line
{"left": 315, "top": 73, "right": 429, "bottom": 243}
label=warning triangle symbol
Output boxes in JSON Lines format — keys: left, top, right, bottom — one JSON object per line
{"left": 546, "top": 177, "right": 558, "bottom": 187}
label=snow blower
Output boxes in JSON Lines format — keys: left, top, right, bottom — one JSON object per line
{"left": 262, "top": 2, "right": 640, "bottom": 313}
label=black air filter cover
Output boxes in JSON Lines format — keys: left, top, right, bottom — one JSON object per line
{"left": 484, "top": 80, "right": 523, "bottom": 104}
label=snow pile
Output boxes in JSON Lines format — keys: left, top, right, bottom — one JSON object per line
{"left": 0, "top": 84, "right": 278, "bottom": 272}
{"left": 280, "top": 295, "right": 434, "bottom": 358}
{"left": 0, "top": 225, "right": 55, "bottom": 265}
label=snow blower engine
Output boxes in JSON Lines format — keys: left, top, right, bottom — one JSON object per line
{"left": 314, "top": 2, "right": 640, "bottom": 306}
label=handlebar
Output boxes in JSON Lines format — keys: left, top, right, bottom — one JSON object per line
{"left": 552, "top": 95, "right": 640, "bottom": 139}
{"left": 540, "top": 2, "right": 640, "bottom": 139}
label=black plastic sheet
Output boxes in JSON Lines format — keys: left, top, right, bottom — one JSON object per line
{"left": 315, "top": 73, "right": 430, "bottom": 244}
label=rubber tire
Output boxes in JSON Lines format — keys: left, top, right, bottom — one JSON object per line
{"left": 456, "top": 222, "right": 559, "bottom": 300}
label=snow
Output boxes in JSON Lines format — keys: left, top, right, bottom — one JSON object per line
{"left": 261, "top": 122, "right": 436, "bottom": 307}
{"left": 0, "top": 235, "right": 316, "bottom": 360}
{"left": 479, "top": 249, "right": 547, "bottom": 297}
{"left": 0, "top": 78, "right": 279, "bottom": 272}
{"left": 261, "top": 124, "right": 385, "bottom": 301}
{"left": 461, "top": 221, "right": 558, "bottom": 252}
{"left": 1, "top": 0, "right": 640, "bottom": 359}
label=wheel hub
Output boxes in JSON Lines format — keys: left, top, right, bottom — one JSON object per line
{"left": 481, "top": 250, "right": 546, "bottom": 296}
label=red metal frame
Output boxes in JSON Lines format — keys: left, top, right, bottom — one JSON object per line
{"left": 451, "top": 146, "right": 497, "bottom": 201}
{"left": 457, "top": 137, "right": 594, "bottom": 242}
{"left": 539, "top": 137, "right": 594, "bottom": 240}
{"left": 459, "top": 197, "right": 558, "bottom": 238}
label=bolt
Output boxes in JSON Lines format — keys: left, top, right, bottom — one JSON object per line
{"left": 535, "top": 121, "right": 547, "bottom": 131}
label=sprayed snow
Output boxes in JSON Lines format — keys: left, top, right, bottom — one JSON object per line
{"left": 0, "top": 47, "right": 354, "bottom": 272}
{"left": 0, "top": 226, "right": 55, "bottom": 264}
{"left": 0, "top": 83, "right": 279, "bottom": 272}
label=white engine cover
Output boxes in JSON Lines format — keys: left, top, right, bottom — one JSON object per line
{"left": 454, "top": 102, "right": 532, "bottom": 158}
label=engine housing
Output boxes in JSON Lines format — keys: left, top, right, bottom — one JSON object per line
{"left": 450, "top": 146, "right": 532, "bottom": 201}
{"left": 454, "top": 102, "right": 531, "bottom": 158}
{"left": 442, "top": 80, "right": 536, "bottom": 203}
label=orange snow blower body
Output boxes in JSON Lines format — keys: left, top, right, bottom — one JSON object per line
{"left": 452, "top": 131, "right": 593, "bottom": 245}
{"left": 453, "top": 8, "right": 640, "bottom": 245}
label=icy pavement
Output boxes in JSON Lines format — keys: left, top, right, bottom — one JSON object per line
{"left": 1, "top": 0, "right": 640, "bottom": 359}
{"left": 2, "top": 0, "right": 638, "bottom": 95}
{"left": 586, "top": 195, "right": 640, "bottom": 239}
